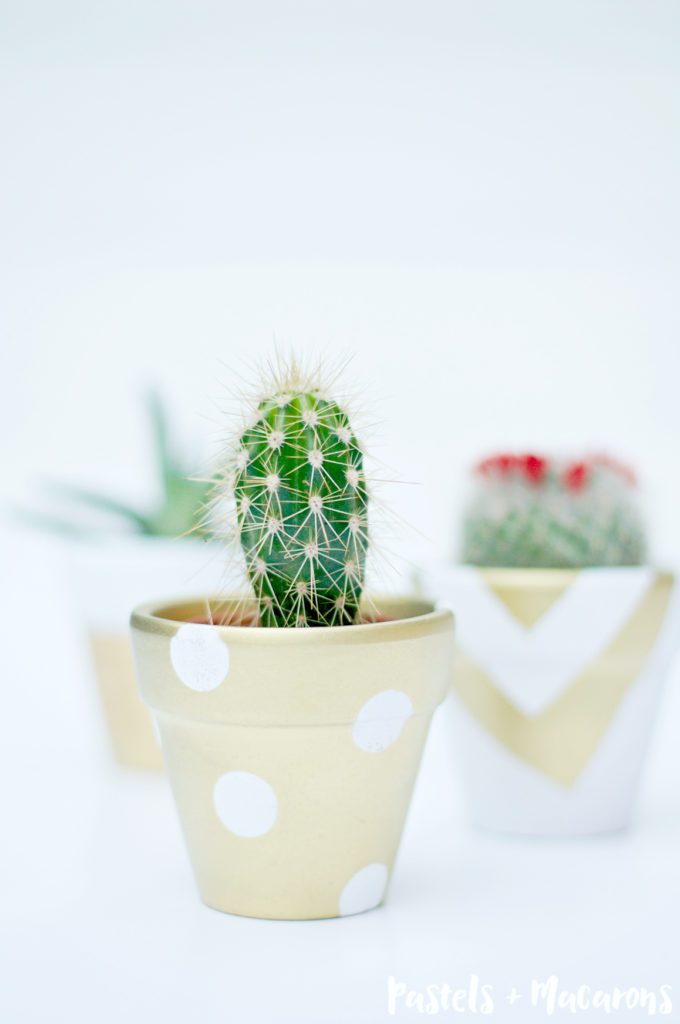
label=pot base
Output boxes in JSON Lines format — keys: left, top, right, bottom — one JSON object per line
{"left": 198, "top": 890, "right": 386, "bottom": 921}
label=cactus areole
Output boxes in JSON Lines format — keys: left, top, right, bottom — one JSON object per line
{"left": 232, "top": 384, "right": 369, "bottom": 627}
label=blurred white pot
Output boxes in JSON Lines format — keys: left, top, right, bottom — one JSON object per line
{"left": 419, "top": 565, "right": 680, "bottom": 836}
{"left": 66, "top": 535, "right": 238, "bottom": 771}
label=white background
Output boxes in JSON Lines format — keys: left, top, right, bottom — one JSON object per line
{"left": 2, "top": 2, "right": 680, "bottom": 1021}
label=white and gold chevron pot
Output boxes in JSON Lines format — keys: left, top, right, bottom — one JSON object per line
{"left": 420, "top": 566, "right": 680, "bottom": 835}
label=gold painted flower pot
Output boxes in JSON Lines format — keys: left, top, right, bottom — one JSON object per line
{"left": 420, "top": 566, "right": 680, "bottom": 835}
{"left": 88, "top": 629, "right": 163, "bottom": 771}
{"left": 130, "top": 595, "right": 454, "bottom": 919}
{"left": 67, "top": 537, "right": 228, "bottom": 772}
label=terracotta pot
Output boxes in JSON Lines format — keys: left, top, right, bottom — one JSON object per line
{"left": 419, "top": 565, "right": 680, "bottom": 836}
{"left": 130, "top": 595, "right": 454, "bottom": 919}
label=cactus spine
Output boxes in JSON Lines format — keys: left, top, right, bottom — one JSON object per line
{"left": 230, "top": 370, "right": 369, "bottom": 627}
{"left": 461, "top": 453, "right": 647, "bottom": 569}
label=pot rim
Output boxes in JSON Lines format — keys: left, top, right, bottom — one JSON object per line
{"left": 131, "top": 593, "right": 454, "bottom": 646}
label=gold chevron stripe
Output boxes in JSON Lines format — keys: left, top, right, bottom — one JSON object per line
{"left": 485, "top": 570, "right": 575, "bottom": 628}
{"left": 453, "top": 576, "right": 672, "bottom": 786}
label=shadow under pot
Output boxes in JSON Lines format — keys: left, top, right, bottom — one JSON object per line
{"left": 420, "top": 565, "right": 680, "bottom": 837}
{"left": 130, "top": 594, "right": 454, "bottom": 920}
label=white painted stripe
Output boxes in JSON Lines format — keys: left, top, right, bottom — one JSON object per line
{"left": 427, "top": 566, "right": 654, "bottom": 716}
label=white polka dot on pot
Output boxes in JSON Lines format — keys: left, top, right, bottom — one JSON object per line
{"left": 170, "top": 623, "right": 230, "bottom": 692}
{"left": 339, "top": 863, "right": 389, "bottom": 916}
{"left": 352, "top": 690, "right": 413, "bottom": 753}
{"left": 213, "top": 771, "right": 278, "bottom": 838}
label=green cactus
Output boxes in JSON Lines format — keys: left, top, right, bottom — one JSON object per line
{"left": 461, "top": 453, "right": 647, "bottom": 569}
{"left": 227, "top": 370, "right": 369, "bottom": 627}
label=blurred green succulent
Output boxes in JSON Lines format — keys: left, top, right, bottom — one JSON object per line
{"left": 20, "top": 391, "right": 213, "bottom": 539}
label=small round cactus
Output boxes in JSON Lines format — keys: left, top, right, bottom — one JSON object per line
{"left": 217, "top": 361, "right": 369, "bottom": 627}
{"left": 461, "top": 453, "right": 647, "bottom": 568}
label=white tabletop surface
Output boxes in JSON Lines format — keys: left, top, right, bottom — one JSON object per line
{"left": 2, "top": 530, "right": 679, "bottom": 1023}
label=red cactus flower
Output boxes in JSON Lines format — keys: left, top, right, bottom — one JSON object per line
{"left": 475, "top": 453, "right": 516, "bottom": 476}
{"left": 475, "top": 452, "right": 549, "bottom": 482}
{"left": 588, "top": 453, "right": 637, "bottom": 486}
{"left": 474, "top": 455, "right": 496, "bottom": 476}
{"left": 521, "top": 454, "right": 547, "bottom": 484}
{"left": 564, "top": 461, "right": 589, "bottom": 492}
